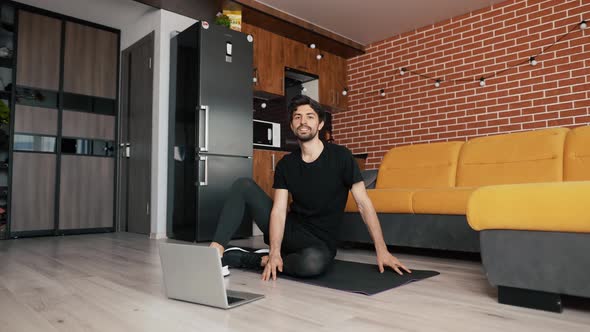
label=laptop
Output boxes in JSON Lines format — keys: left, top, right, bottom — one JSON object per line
{"left": 158, "top": 242, "right": 264, "bottom": 309}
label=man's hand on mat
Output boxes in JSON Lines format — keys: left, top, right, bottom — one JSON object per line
{"left": 262, "top": 253, "right": 283, "bottom": 281}
{"left": 377, "top": 251, "right": 411, "bottom": 275}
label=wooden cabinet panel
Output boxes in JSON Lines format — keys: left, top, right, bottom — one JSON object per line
{"left": 283, "top": 37, "right": 318, "bottom": 75}
{"left": 242, "top": 23, "right": 284, "bottom": 96}
{"left": 63, "top": 22, "right": 117, "bottom": 99}
{"left": 244, "top": 23, "right": 346, "bottom": 101}
{"left": 253, "top": 149, "right": 274, "bottom": 198}
{"left": 59, "top": 155, "right": 114, "bottom": 230}
{"left": 319, "top": 52, "right": 348, "bottom": 110}
{"left": 16, "top": 11, "right": 61, "bottom": 91}
{"left": 253, "top": 149, "right": 289, "bottom": 198}
{"left": 10, "top": 153, "right": 56, "bottom": 232}
{"left": 62, "top": 111, "right": 115, "bottom": 141}
{"left": 332, "top": 54, "right": 348, "bottom": 110}
{"left": 14, "top": 105, "right": 58, "bottom": 136}
{"left": 94, "top": 26, "right": 118, "bottom": 99}
{"left": 319, "top": 52, "right": 334, "bottom": 106}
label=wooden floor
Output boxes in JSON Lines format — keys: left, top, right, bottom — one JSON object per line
{"left": 1, "top": 233, "right": 589, "bottom": 332}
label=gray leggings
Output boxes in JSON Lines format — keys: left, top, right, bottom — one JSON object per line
{"left": 212, "top": 178, "right": 335, "bottom": 277}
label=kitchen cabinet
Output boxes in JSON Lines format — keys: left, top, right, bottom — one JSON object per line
{"left": 319, "top": 51, "right": 348, "bottom": 110}
{"left": 242, "top": 23, "right": 284, "bottom": 96}
{"left": 283, "top": 37, "right": 318, "bottom": 75}
{"left": 242, "top": 23, "right": 347, "bottom": 110}
{"left": 253, "top": 149, "right": 289, "bottom": 198}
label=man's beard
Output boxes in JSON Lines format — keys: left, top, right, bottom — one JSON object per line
{"left": 294, "top": 125, "right": 318, "bottom": 142}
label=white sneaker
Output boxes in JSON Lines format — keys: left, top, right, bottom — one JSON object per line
{"left": 222, "top": 247, "right": 250, "bottom": 276}
{"left": 222, "top": 264, "right": 230, "bottom": 277}
{"left": 224, "top": 247, "right": 250, "bottom": 253}
{"left": 254, "top": 248, "right": 270, "bottom": 254}
{"left": 216, "top": 247, "right": 231, "bottom": 277}
{"left": 224, "top": 247, "right": 269, "bottom": 254}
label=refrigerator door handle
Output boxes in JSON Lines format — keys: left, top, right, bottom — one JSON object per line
{"left": 199, "top": 105, "right": 209, "bottom": 152}
{"left": 199, "top": 155, "right": 208, "bottom": 186}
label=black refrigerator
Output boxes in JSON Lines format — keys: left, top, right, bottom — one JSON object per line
{"left": 168, "top": 22, "right": 253, "bottom": 242}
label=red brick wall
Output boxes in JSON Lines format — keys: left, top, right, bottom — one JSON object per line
{"left": 334, "top": 0, "right": 590, "bottom": 169}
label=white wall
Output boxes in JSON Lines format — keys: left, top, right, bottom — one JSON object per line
{"left": 120, "top": 10, "right": 160, "bottom": 51}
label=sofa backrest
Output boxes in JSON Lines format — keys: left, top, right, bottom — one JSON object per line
{"left": 564, "top": 125, "right": 590, "bottom": 181}
{"left": 456, "top": 127, "right": 569, "bottom": 187}
{"left": 376, "top": 141, "right": 464, "bottom": 189}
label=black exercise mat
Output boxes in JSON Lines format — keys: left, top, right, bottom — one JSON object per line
{"left": 279, "top": 259, "right": 439, "bottom": 295}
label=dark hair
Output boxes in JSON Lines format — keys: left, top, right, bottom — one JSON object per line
{"left": 288, "top": 94, "right": 325, "bottom": 123}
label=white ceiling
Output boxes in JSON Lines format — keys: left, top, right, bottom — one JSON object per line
{"left": 13, "top": 0, "right": 153, "bottom": 29}
{"left": 13, "top": 0, "right": 508, "bottom": 47}
{"left": 257, "top": 0, "right": 507, "bottom": 46}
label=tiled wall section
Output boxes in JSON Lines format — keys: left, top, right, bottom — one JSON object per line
{"left": 334, "top": 0, "right": 590, "bottom": 169}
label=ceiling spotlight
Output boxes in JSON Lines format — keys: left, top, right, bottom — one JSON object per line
{"left": 379, "top": 89, "right": 385, "bottom": 97}
{"left": 309, "top": 43, "right": 316, "bottom": 49}
{"left": 580, "top": 20, "right": 587, "bottom": 30}
{"left": 261, "top": 102, "right": 267, "bottom": 109}
{"left": 342, "top": 88, "right": 348, "bottom": 96}
{"left": 316, "top": 54, "right": 323, "bottom": 60}
{"left": 302, "top": 87, "right": 308, "bottom": 93}
{"left": 479, "top": 77, "right": 486, "bottom": 87}
{"left": 529, "top": 56, "right": 537, "bottom": 66}
{"left": 434, "top": 79, "right": 441, "bottom": 88}
{"left": 399, "top": 68, "right": 407, "bottom": 75}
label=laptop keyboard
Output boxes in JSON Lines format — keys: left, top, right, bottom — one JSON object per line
{"left": 227, "top": 296, "right": 243, "bottom": 305}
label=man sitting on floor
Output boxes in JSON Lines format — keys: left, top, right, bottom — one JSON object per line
{"left": 210, "top": 95, "right": 411, "bottom": 280}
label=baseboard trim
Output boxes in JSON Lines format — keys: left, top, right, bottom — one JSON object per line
{"left": 150, "top": 232, "right": 167, "bottom": 239}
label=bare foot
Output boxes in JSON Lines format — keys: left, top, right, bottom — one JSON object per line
{"left": 209, "top": 242, "right": 224, "bottom": 257}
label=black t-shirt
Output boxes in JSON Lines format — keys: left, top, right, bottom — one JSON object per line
{"left": 273, "top": 143, "right": 363, "bottom": 250}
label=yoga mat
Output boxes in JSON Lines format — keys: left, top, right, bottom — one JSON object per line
{"left": 280, "top": 259, "right": 439, "bottom": 295}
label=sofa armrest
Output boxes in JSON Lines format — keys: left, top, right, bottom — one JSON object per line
{"left": 361, "top": 169, "right": 378, "bottom": 189}
{"left": 467, "top": 181, "right": 590, "bottom": 233}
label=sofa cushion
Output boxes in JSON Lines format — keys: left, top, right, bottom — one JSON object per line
{"left": 345, "top": 189, "right": 414, "bottom": 213}
{"left": 564, "top": 125, "right": 590, "bottom": 181}
{"left": 456, "top": 128, "right": 568, "bottom": 187}
{"left": 467, "top": 181, "right": 590, "bottom": 233}
{"left": 376, "top": 141, "right": 464, "bottom": 189}
{"left": 412, "top": 187, "right": 476, "bottom": 215}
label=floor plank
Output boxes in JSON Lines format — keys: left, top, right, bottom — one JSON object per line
{"left": 0, "top": 233, "right": 588, "bottom": 332}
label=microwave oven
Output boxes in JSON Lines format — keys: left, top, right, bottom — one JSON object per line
{"left": 253, "top": 119, "right": 281, "bottom": 148}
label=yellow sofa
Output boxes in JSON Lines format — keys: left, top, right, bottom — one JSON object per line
{"left": 340, "top": 125, "right": 590, "bottom": 312}
{"left": 466, "top": 125, "right": 590, "bottom": 312}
